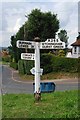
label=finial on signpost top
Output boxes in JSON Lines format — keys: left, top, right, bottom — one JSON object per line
{"left": 34, "top": 37, "right": 41, "bottom": 42}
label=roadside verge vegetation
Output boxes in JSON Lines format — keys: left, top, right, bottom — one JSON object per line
{"left": 17, "top": 54, "right": 78, "bottom": 75}
{"left": 2, "top": 90, "right": 80, "bottom": 118}
{"left": 9, "top": 54, "right": 79, "bottom": 80}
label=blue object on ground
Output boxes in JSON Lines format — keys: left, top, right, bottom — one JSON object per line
{"left": 33, "top": 82, "right": 56, "bottom": 93}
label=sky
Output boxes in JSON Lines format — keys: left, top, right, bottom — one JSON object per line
{"left": 0, "top": 0, "right": 80, "bottom": 47}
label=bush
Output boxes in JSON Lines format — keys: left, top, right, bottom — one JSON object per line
{"left": 18, "top": 60, "right": 34, "bottom": 75}
{"left": 41, "top": 53, "right": 78, "bottom": 74}
{"left": 18, "top": 54, "right": 78, "bottom": 75}
{"left": 52, "top": 56, "right": 78, "bottom": 72}
{"left": 78, "top": 57, "right": 80, "bottom": 78}
{"left": 10, "top": 62, "right": 18, "bottom": 70}
{"left": 18, "top": 60, "right": 26, "bottom": 75}
{"left": 41, "top": 53, "right": 53, "bottom": 74}
{"left": 2, "top": 56, "right": 10, "bottom": 62}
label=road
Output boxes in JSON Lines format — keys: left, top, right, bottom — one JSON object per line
{"left": 1, "top": 65, "right": 79, "bottom": 94}
{"left": 1, "top": 65, "right": 33, "bottom": 94}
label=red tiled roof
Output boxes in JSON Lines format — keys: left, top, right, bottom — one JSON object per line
{"left": 71, "top": 39, "right": 80, "bottom": 46}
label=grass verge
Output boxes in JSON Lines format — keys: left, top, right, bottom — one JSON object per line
{"left": 2, "top": 90, "right": 80, "bottom": 118}
{"left": 19, "top": 72, "right": 78, "bottom": 81}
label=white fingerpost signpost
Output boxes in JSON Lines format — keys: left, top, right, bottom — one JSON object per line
{"left": 17, "top": 37, "right": 65, "bottom": 101}
{"left": 34, "top": 37, "right": 41, "bottom": 99}
{"left": 21, "top": 53, "right": 35, "bottom": 60}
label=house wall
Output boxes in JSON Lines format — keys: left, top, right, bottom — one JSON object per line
{"left": 72, "top": 46, "right": 80, "bottom": 58}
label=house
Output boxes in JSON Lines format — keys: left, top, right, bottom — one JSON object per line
{"left": 66, "top": 49, "right": 72, "bottom": 58}
{"left": 71, "top": 32, "right": 80, "bottom": 58}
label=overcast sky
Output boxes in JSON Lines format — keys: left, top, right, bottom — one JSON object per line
{"left": 0, "top": 0, "right": 80, "bottom": 47}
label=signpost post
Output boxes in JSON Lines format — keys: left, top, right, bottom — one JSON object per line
{"left": 17, "top": 37, "right": 65, "bottom": 101}
{"left": 34, "top": 37, "right": 41, "bottom": 100}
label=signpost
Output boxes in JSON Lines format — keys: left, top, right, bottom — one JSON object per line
{"left": 16, "top": 37, "right": 65, "bottom": 101}
{"left": 21, "top": 53, "right": 35, "bottom": 60}
{"left": 40, "top": 38, "right": 65, "bottom": 49}
{"left": 30, "top": 67, "right": 43, "bottom": 75}
{"left": 17, "top": 40, "right": 35, "bottom": 49}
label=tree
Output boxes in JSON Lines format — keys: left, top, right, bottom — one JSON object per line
{"left": 9, "top": 9, "right": 60, "bottom": 62}
{"left": 25, "top": 9, "right": 59, "bottom": 41}
{"left": 16, "top": 25, "right": 24, "bottom": 40}
{"left": 58, "top": 30, "right": 69, "bottom": 48}
{"left": 10, "top": 35, "right": 25, "bottom": 62}
{"left": 10, "top": 35, "right": 19, "bottom": 62}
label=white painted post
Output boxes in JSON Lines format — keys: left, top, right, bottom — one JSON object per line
{"left": 34, "top": 37, "right": 41, "bottom": 101}
{"left": 35, "top": 42, "right": 40, "bottom": 93}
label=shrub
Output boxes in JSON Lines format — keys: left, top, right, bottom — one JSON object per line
{"left": 18, "top": 60, "right": 26, "bottom": 75}
{"left": 41, "top": 53, "right": 53, "bottom": 74}
{"left": 78, "top": 57, "right": 80, "bottom": 78}
{"left": 18, "top": 60, "right": 34, "bottom": 75}
{"left": 2, "top": 56, "right": 10, "bottom": 62}
{"left": 41, "top": 53, "right": 78, "bottom": 73}
{"left": 10, "top": 62, "right": 18, "bottom": 70}
{"left": 52, "top": 56, "right": 78, "bottom": 72}
{"left": 18, "top": 54, "right": 78, "bottom": 75}
{"left": 25, "top": 60, "right": 34, "bottom": 75}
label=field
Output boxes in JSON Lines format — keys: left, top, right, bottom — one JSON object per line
{"left": 2, "top": 90, "right": 80, "bottom": 119}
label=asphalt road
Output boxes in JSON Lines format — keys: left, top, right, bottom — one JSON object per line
{"left": 1, "top": 65, "right": 33, "bottom": 94}
{"left": 1, "top": 65, "right": 79, "bottom": 94}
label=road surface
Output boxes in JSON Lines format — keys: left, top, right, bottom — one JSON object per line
{"left": 1, "top": 65, "right": 33, "bottom": 94}
{"left": 1, "top": 65, "right": 79, "bottom": 94}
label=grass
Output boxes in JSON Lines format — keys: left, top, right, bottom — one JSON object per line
{"left": 0, "top": 61, "right": 2, "bottom": 64}
{"left": 19, "top": 72, "right": 78, "bottom": 81}
{"left": 41, "top": 72, "right": 78, "bottom": 80}
{"left": 0, "top": 61, "right": 9, "bottom": 65}
{"left": 0, "top": 94, "right": 2, "bottom": 119}
{"left": 2, "top": 90, "right": 80, "bottom": 119}
{"left": 19, "top": 74, "right": 34, "bottom": 81}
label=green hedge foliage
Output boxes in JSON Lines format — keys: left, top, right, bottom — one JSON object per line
{"left": 18, "top": 60, "right": 34, "bottom": 75}
{"left": 41, "top": 53, "right": 78, "bottom": 73}
{"left": 78, "top": 57, "right": 80, "bottom": 78}
{"left": 41, "top": 54, "right": 53, "bottom": 74}
{"left": 52, "top": 56, "right": 78, "bottom": 72}
{"left": 17, "top": 54, "right": 78, "bottom": 75}
{"left": 10, "top": 62, "right": 18, "bottom": 70}
{"left": 2, "top": 56, "right": 10, "bottom": 62}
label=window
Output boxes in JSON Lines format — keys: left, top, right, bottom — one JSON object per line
{"left": 74, "top": 47, "right": 77, "bottom": 53}
{"left": 56, "top": 39, "right": 58, "bottom": 42}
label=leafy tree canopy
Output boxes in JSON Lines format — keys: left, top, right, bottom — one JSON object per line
{"left": 9, "top": 9, "right": 70, "bottom": 62}
{"left": 24, "top": 9, "right": 59, "bottom": 41}
{"left": 58, "top": 29, "right": 69, "bottom": 46}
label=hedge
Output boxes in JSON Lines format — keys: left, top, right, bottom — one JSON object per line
{"left": 40, "top": 54, "right": 53, "bottom": 74}
{"left": 78, "top": 57, "right": 80, "bottom": 78}
{"left": 10, "top": 62, "right": 18, "bottom": 70}
{"left": 18, "top": 60, "right": 34, "bottom": 75}
{"left": 16, "top": 54, "right": 78, "bottom": 75}
{"left": 40, "top": 54, "right": 78, "bottom": 73}
{"left": 2, "top": 56, "right": 10, "bottom": 62}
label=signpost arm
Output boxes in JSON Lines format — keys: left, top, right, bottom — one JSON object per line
{"left": 34, "top": 37, "right": 41, "bottom": 101}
